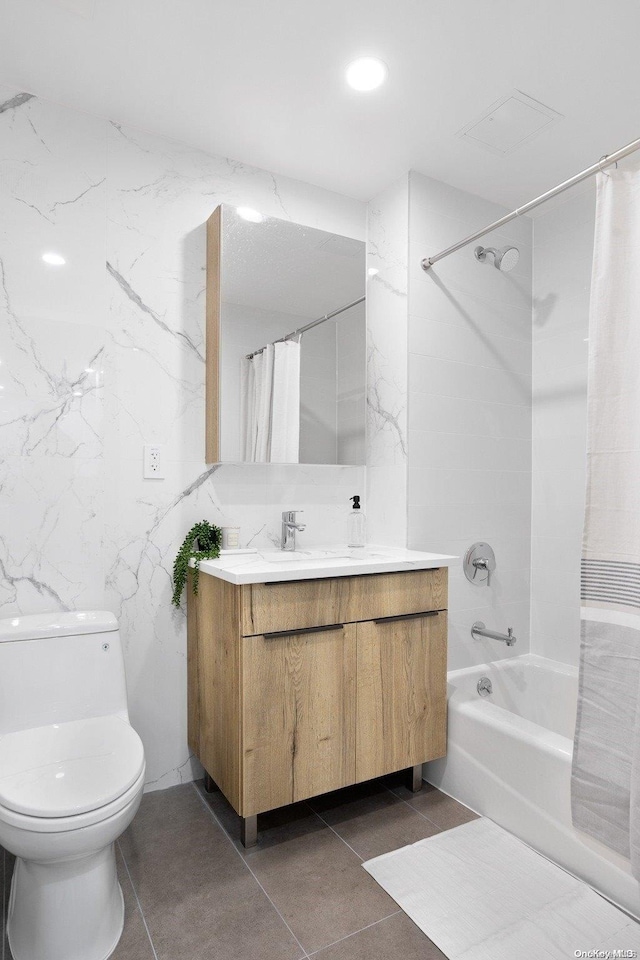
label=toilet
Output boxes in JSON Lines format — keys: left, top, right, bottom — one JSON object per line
{"left": 0, "top": 611, "right": 145, "bottom": 960}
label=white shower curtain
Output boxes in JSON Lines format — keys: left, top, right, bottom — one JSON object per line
{"left": 241, "top": 339, "right": 300, "bottom": 462}
{"left": 571, "top": 160, "right": 640, "bottom": 877}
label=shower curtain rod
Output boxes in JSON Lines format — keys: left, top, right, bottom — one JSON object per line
{"left": 245, "top": 295, "right": 365, "bottom": 360}
{"left": 421, "top": 134, "right": 640, "bottom": 271}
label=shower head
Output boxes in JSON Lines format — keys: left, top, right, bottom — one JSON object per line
{"left": 474, "top": 245, "right": 520, "bottom": 272}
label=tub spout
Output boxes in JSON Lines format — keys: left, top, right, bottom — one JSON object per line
{"left": 471, "top": 621, "right": 517, "bottom": 646}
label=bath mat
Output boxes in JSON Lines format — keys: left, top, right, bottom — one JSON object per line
{"left": 363, "top": 817, "right": 640, "bottom": 959}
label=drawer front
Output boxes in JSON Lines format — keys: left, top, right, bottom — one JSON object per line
{"left": 241, "top": 568, "right": 447, "bottom": 637}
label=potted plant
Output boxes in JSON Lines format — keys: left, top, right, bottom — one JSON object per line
{"left": 172, "top": 520, "right": 222, "bottom": 607}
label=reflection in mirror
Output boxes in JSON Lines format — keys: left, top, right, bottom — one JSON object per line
{"left": 210, "top": 205, "right": 366, "bottom": 465}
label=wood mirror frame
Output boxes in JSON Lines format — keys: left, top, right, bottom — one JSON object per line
{"left": 205, "top": 205, "right": 221, "bottom": 463}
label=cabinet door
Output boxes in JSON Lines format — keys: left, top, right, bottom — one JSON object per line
{"left": 242, "top": 623, "right": 356, "bottom": 816}
{"left": 355, "top": 612, "right": 447, "bottom": 782}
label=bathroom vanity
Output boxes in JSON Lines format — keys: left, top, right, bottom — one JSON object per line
{"left": 187, "top": 549, "right": 453, "bottom": 845}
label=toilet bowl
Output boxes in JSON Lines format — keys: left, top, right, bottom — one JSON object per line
{"left": 0, "top": 611, "right": 146, "bottom": 960}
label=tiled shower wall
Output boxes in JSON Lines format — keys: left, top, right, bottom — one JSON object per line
{"left": 530, "top": 186, "right": 595, "bottom": 666}
{"left": 407, "top": 172, "right": 533, "bottom": 671}
{"left": 0, "top": 85, "right": 366, "bottom": 789}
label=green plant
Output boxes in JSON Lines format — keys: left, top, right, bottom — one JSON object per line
{"left": 172, "top": 520, "right": 222, "bottom": 607}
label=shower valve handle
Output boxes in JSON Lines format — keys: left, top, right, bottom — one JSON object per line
{"left": 464, "top": 542, "right": 497, "bottom": 588}
{"left": 472, "top": 556, "right": 494, "bottom": 586}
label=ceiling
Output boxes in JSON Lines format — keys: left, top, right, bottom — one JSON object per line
{"left": 1, "top": 0, "right": 640, "bottom": 208}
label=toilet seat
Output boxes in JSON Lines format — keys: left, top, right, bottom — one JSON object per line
{"left": 0, "top": 767, "right": 146, "bottom": 834}
{"left": 0, "top": 715, "right": 144, "bottom": 820}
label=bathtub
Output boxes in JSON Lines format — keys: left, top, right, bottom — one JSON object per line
{"left": 425, "top": 653, "right": 640, "bottom": 919}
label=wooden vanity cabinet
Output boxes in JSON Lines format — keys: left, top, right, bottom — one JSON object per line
{"left": 187, "top": 568, "right": 447, "bottom": 844}
{"left": 242, "top": 623, "right": 357, "bottom": 813}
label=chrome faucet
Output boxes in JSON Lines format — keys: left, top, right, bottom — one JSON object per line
{"left": 471, "top": 621, "right": 517, "bottom": 647}
{"left": 281, "top": 510, "right": 306, "bottom": 551}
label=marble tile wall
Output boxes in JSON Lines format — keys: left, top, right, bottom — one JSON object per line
{"left": 530, "top": 185, "right": 594, "bottom": 666}
{"left": 365, "top": 176, "right": 409, "bottom": 545}
{"left": 0, "top": 85, "right": 366, "bottom": 789}
{"left": 407, "top": 172, "right": 533, "bottom": 671}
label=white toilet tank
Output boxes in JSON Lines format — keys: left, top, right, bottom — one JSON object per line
{"left": 0, "top": 611, "right": 130, "bottom": 735}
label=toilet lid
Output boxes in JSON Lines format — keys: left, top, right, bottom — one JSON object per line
{"left": 0, "top": 716, "right": 145, "bottom": 818}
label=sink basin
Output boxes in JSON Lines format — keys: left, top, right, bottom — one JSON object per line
{"left": 259, "top": 549, "right": 352, "bottom": 564}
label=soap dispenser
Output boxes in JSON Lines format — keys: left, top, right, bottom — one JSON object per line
{"left": 348, "top": 495, "right": 366, "bottom": 548}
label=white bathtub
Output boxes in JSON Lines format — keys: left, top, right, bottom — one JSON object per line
{"left": 425, "top": 654, "right": 640, "bottom": 919}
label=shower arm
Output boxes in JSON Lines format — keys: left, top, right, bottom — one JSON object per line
{"left": 421, "top": 133, "right": 640, "bottom": 271}
{"left": 471, "top": 621, "right": 517, "bottom": 647}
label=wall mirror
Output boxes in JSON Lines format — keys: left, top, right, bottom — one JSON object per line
{"left": 205, "top": 205, "right": 366, "bottom": 465}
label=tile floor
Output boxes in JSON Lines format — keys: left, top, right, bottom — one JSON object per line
{"left": 1, "top": 775, "right": 478, "bottom": 960}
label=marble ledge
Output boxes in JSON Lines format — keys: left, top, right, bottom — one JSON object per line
{"left": 193, "top": 545, "right": 457, "bottom": 585}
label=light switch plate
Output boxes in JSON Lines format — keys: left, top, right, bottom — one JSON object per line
{"left": 143, "top": 444, "right": 165, "bottom": 479}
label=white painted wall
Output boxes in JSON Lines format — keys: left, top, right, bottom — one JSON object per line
{"left": 0, "top": 83, "right": 366, "bottom": 790}
{"left": 530, "top": 186, "right": 595, "bottom": 666}
{"left": 407, "top": 172, "right": 533, "bottom": 671}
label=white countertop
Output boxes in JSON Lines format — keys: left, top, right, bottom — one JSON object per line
{"left": 194, "top": 546, "right": 457, "bottom": 585}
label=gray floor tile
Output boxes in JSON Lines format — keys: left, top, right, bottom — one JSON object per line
{"left": 112, "top": 847, "right": 157, "bottom": 960}
{"left": 2, "top": 848, "right": 7, "bottom": 960}
{"left": 309, "top": 780, "right": 441, "bottom": 860}
{"left": 3, "top": 847, "right": 15, "bottom": 960}
{"left": 390, "top": 782, "right": 479, "bottom": 830}
{"left": 310, "top": 912, "right": 448, "bottom": 960}
{"left": 244, "top": 816, "right": 398, "bottom": 954}
{"left": 1, "top": 780, "right": 477, "bottom": 960}
{"left": 120, "top": 784, "right": 304, "bottom": 960}
{"left": 197, "top": 780, "right": 326, "bottom": 854}
{"left": 308, "top": 780, "right": 385, "bottom": 813}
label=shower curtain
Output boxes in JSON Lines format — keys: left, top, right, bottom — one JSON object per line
{"left": 241, "top": 340, "right": 300, "bottom": 462}
{"left": 571, "top": 160, "right": 640, "bottom": 876}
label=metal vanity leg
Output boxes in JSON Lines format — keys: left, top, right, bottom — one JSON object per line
{"left": 203, "top": 772, "right": 219, "bottom": 793}
{"left": 407, "top": 764, "right": 423, "bottom": 793}
{"left": 241, "top": 815, "right": 258, "bottom": 848}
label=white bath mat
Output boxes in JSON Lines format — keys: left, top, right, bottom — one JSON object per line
{"left": 363, "top": 818, "right": 640, "bottom": 959}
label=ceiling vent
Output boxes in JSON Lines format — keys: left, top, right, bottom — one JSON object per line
{"left": 457, "top": 91, "right": 563, "bottom": 156}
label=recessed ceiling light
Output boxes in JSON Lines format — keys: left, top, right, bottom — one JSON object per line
{"left": 346, "top": 57, "right": 387, "bottom": 92}
{"left": 367, "top": 267, "right": 379, "bottom": 277}
{"left": 42, "top": 252, "right": 66, "bottom": 266}
{"left": 236, "top": 207, "right": 264, "bottom": 223}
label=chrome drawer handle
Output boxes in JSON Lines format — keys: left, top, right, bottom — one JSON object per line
{"left": 262, "top": 623, "right": 344, "bottom": 640}
{"left": 372, "top": 611, "right": 440, "bottom": 625}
